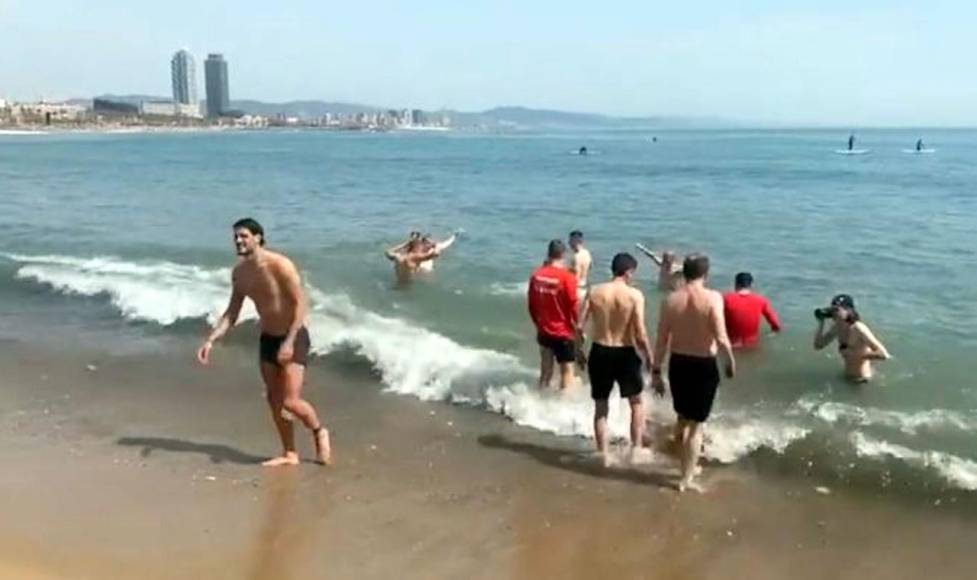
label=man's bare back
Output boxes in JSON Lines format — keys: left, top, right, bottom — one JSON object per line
{"left": 659, "top": 284, "right": 725, "bottom": 357}
{"left": 587, "top": 281, "right": 643, "bottom": 347}
{"left": 572, "top": 247, "right": 592, "bottom": 287}
{"left": 232, "top": 250, "right": 303, "bottom": 335}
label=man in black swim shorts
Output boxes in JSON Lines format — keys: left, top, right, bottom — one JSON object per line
{"left": 652, "top": 254, "right": 735, "bottom": 492}
{"left": 578, "top": 253, "right": 656, "bottom": 466}
{"left": 197, "top": 218, "right": 332, "bottom": 467}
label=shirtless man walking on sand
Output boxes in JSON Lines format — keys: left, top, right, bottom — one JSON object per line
{"left": 578, "top": 253, "right": 656, "bottom": 466}
{"left": 197, "top": 218, "right": 331, "bottom": 466}
{"left": 652, "top": 254, "right": 734, "bottom": 492}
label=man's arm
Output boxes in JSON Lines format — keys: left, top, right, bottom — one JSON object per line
{"left": 813, "top": 320, "right": 837, "bottom": 350}
{"left": 854, "top": 322, "right": 891, "bottom": 360}
{"left": 527, "top": 277, "right": 540, "bottom": 327}
{"left": 652, "top": 299, "right": 670, "bottom": 370}
{"left": 762, "top": 298, "right": 782, "bottom": 333}
{"left": 278, "top": 260, "right": 307, "bottom": 346}
{"left": 577, "top": 293, "right": 591, "bottom": 334}
{"left": 384, "top": 246, "right": 405, "bottom": 261}
{"left": 710, "top": 293, "right": 736, "bottom": 378}
{"left": 635, "top": 243, "right": 662, "bottom": 266}
{"left": 630, "top": 290, "right": 654, "bottom": 369}
{"left": 434, "top": 234, "right": 456, "bottom": 252}
{"left": 563, "top": 272, "right": 580, "bottom": 327}
{"left": 197, "top": 275, "right": 246, "bottom": 364}
{"left": 650, "top": 298, "right": 670, "bottom": 395}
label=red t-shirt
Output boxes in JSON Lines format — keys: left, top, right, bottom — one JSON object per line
{"left": 528, "top": 264, "right": 579, "bottom": 340}
{"left": 723, "top": 291, "right": 781, "bottom": 347}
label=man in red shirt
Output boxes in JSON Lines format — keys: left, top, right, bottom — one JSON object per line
{"left": 723, "top": 272, "right": 781, "bottom": 348}
{"left": 528, "top": 240, "right": 580, "bottom": 390}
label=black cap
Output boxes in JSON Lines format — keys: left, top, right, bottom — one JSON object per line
{"left": 830, "top": 294, "right": 855, "bottom": 309}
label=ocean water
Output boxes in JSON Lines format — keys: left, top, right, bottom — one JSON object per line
{"left": 2, "top": 128, "right": 976, "bottom": 492}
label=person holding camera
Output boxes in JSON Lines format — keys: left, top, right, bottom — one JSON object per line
{"left": 813, "top": 294, "right": 891, "bottom": 383}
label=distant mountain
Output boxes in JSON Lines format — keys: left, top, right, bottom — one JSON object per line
{"left": 81, "top": 95, "right": 724, "bottom": 128}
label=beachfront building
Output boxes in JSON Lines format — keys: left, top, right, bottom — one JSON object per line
{"left": 204, "top": 53, "right": 230, "bottom": 118}
{"left": 11, "top": 101, "right": 86, "bottom": 122}
{"left": 171, "top": 49, "right": 198, "bottom": 109}
{"left": 141, "top": 100, "right": 179, "bottom": 117}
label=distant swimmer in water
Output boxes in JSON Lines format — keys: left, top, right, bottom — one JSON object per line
{"left": 197, "top": 218, "right": 331, "bottom": 467}
{"left": 578, "top": 253, "right": 656, "bottom": 467}
{"left": 635, "top": 243, "right": 684, "bottom": 292}
{"left": 916, "top": 139, "right": 924, "bottom": 152}
{"left": 652, "top": 254, "right": 735, "bottom": 492}
{"left": 848, "top": 134, "right": 855, "bottom": 151}
{"left": 813, "top": 294, "right": 891, "bottom": 383}
{"left": 385, "top": 234, "right": 440, "bottom": 286}
{"left": 528, "top": 240, "right": 579, "bottom": 391}
{"left": 652, "top": 136, "right": 658, "bottom": 143}
{"left": 578, "top": 146, "right": 588, "bottom": 155}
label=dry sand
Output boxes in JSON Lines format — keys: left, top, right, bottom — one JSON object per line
{"left": 1, "top": 341, "right": 976, "bottom": 579}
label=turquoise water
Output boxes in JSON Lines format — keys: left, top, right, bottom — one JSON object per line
{"left": 2, "top": 129, "right": 976, "bottom": 492}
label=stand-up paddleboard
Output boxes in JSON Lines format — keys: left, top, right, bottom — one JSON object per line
{"left": 902, "top": 149, "right": 936, "bottom": 154}
{"left": 835, "top": 149, "right": 870, "bottom": 155}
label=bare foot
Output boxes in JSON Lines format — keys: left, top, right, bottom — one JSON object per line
{"left": 600, "top": 451, "right": 614, "bottom": 468}
{"left": 314, "top": 428, "right": 332, "bottom": 465}
{"left": 677, "top": 478, "right": 705, "bottom": 494}
{"left": 629, "top": 446, "right": 654, "bottom": 465}
{"left": 262, "top": 453, "right": 300, "bottom": 467}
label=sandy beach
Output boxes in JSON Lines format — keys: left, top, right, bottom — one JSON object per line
{"left": 1, "top": 334, "right": 976, "bottom": 580}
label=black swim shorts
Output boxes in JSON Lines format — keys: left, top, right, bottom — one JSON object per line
{"left": 668, "top": 352, "right": 720, "bottom": 422}
{"left": 259, "top": 327, "right": 311, "bottom": 367}
{"left": 587, "top": 343, "right": 644, "bottom": 401}
{"left": 537, "top": 333, "right": 576, "bottom": 364}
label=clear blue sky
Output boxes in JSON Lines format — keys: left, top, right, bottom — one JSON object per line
{"left": 2, "top": 0, "right": 974, "bottom": 125}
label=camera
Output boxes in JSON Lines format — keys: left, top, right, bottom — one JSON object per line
{"left": 814, "top": 307, "right": 835, "bottom": 320}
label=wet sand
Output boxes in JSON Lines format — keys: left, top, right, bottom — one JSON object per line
{"left": 2, "top": 339, "right": 977, "bottom": 579}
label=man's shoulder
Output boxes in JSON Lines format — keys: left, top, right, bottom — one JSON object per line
{"left": 708, "top": 289, "right": 725, "bottom": 308}
{"left": 265, "top": 250, "right": 296, "bottom": 269}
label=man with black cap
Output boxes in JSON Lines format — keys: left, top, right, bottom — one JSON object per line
{"left": 528, "top": 240, "right": 580, "bottom": 391}
{"left": 814, "top": 294, "right": 891, "bottom": 382}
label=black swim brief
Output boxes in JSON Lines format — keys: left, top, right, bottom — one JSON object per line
{"left": 587, "top": 343, "right": 644, "bottom": 401}
{"left": 259, "top": 327, "right": 311, "bottom": 367}
{"left": 537, "top": 333, "right": 576, "bottom": 364}
{"left": 668, "top": 352, "right": 720, "bottom": 423}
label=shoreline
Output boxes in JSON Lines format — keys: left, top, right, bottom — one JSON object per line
{"left": 2, "top": 337, "right": 977, "bottom": 579}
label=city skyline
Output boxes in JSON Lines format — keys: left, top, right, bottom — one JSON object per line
{"left": 1, "top": 1, "right": 976, "bottom": 126}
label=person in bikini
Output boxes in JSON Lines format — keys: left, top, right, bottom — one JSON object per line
{"left": 578, "top": 253, "right": 656, "bottom": 466}
{"left": 813, "top": 294, "right": 891, "bottom": 383}
{"left": 197, "top": 218, "right": 331, "bottom": 467}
